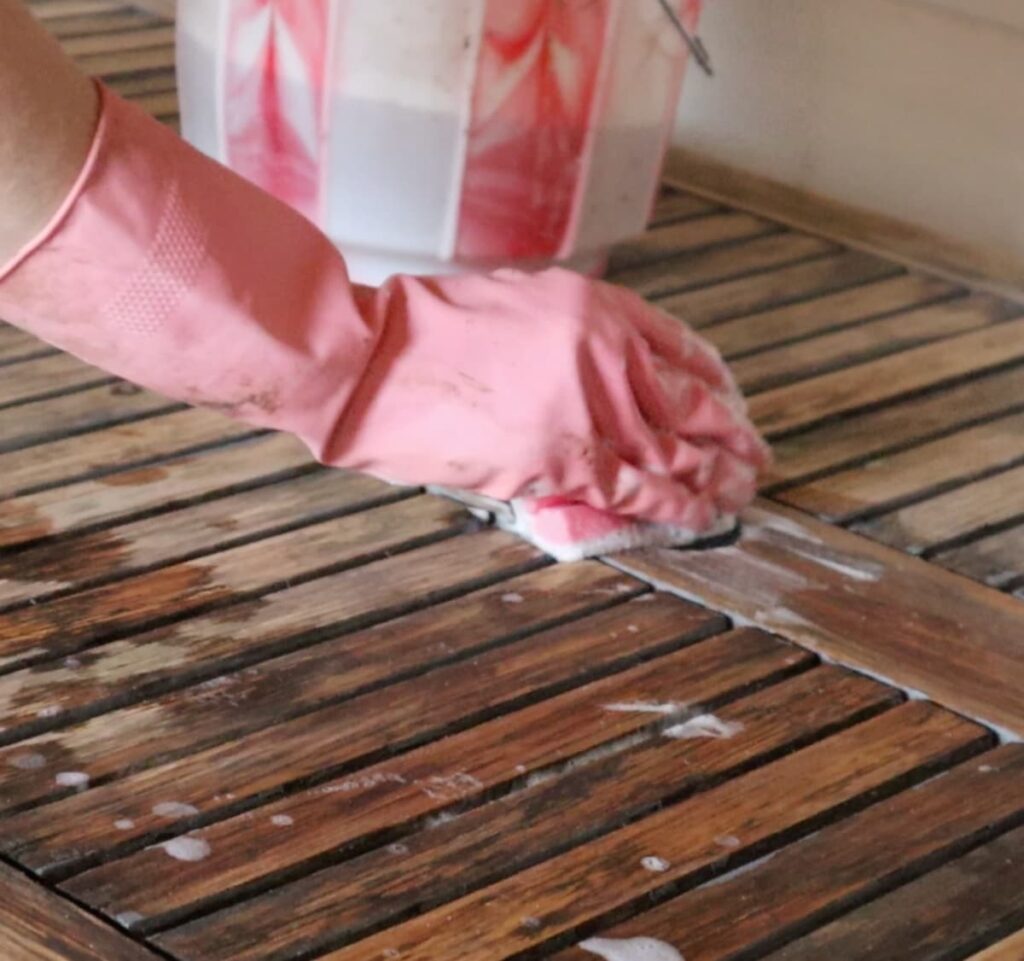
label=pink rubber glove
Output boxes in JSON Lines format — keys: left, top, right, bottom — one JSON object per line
{"left": 0, "top": 86, "right": 768, "bottom": 532}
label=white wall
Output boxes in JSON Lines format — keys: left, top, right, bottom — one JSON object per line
{"left": 673, "top": 0, "right": 1024, "bottom": 264}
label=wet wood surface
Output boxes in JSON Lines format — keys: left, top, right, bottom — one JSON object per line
{"left": 0, "top": 7, "right": 1021, "bottom": 960}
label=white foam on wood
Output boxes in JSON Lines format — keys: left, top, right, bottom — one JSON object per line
{"left": 581, "top": 936, "right": 685, "bottom": 961}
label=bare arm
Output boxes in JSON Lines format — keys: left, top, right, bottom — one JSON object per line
{"left": 0, "top": 0, "right": 99, "bottom": 263}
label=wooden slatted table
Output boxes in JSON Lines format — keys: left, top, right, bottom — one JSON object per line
{"left": 2, "top": 4, "right": 1023, "bottom": 960}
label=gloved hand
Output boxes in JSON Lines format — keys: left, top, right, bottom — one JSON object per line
{"left": 0, "top": 85, "right": 768, "bottom": 534}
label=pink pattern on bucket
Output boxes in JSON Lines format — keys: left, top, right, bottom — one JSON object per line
{"left": 456, "top": 0, "right": 611, "bottom": 262}
{"left": 225, "top": 0, "right": 330, "bottom": 222}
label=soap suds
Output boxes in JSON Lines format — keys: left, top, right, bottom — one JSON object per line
{"left": 153, "top": 801, "right": 199, "bottom": 818}
{"left": 417, "top": 772, "right": 483, "bottom": 801}
{"left": 114, "top": 818, "right": 136, "bottom": 831}
{"left": 501, "top": 592, "right": 525, "bottom": 604}
{"left": 8, "top": 752, "right": 46, "bottom": 771}
{"left": 714, "top": 834, "right": 741, "bottom": 849}
{"left": 162, "top": 836, "right": 211, "bottom": 862}
{"left": 37, "top": 706, "right": 62, "bottom": 719}
{"left": 270, "top": 814, "right": 294, "bottom": 827}
{"left": 581, "top": 936, "right": 684, "bottom": 961}
{"left": 664, "top": 715, "right": 743, "bottom": 740}
{"left": 603, "top": 702, "right": 686, "bottom": 716}
{"left": 641, "top": 856, "right": 671, "bottom": 873}
{"left": 321, "top": 771, "right": 407, "bottom": 794}
{"left": 55, "top": 771, "right": 89, "bottom": 790}
{"left": 115, "top": 911, "right": 144, "bottom": 928}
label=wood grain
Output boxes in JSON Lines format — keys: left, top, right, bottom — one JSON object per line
{"left": 935, "top": 524, "right": 1024, "bottom": 588}
{"left": 659, "top": 251, "right": 899, "bottom": 328}
{"left": 613, "top": 233, "right": 835, "bottom": 299}
{"left": 607, "top": 212, "right": 776, "bottom": 272}
{"left": 0, "top": 353, "right": 112, "bottom": 409}
{"left": 764, "top": 364, "right": 1024, "bottom": 488}
{"left": 648, "top": 191, "right": 717, "bottom": 227}
{"left": 77, "top": 43, "right": 175, "bottom": 76}
{"left": 0, "top": 495, "right": 467, "bottom": 670}
{"left": 0, "top": 861, "right": 161, "bottom": 961}
{"left": 732, "top": 294, "right": 1019, "bottom": 394}
{"left": 750, "top": 316, "right": 1024, "bottom": 437}
{"left": 0, "top": 469, "right": 395, "bottom": 610}
{"left": 612, "top": 500, "right": 1024, "bottom": 738}
{"left": 854, "top": 463, "right": 1024, "bottom": 555}
{"left": 70, "top": 631, "right": 814, "bottom": 929}
{"left": 0, "top": 595, "right": 723, "bottom": 873}
{"left": 777, "top": 410, "right": 1024, "bottom": 521}
{"left": 0, "top": 530, "right": 541, "bottom": 765}
{"left": 759, "top": 824, "right": 1024, "bottom": 961}
{"left": 966, "top": 929, "right": 1024, "bottom": 961}
{"left": 60, "top": 24, "right": 173, "bottom": 55}
{"left": 706, "top": 272, "right": 958, "bottom": 359}
{"left": 0, "top": 408, "right": 254, "bottom": 498}
{"left": 0, "top": 431, "right": 314, "bottom": 550}
{"left": 552, "top": 744, "right": 1024, "bottom": 961}
{"left": 157, "top": 666, "right": 892, "bottom": 961}
{"left": 0, "top": 384, "right": 177, "bottom": 456}
{"left": 318, "top": 704, "right": 986, "bottom": 961}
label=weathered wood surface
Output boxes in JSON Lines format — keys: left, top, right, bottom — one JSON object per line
{"left": 0, "top": 10, "right": 1018, "bottom": 961}
{"left": 759, "top": 823, "right": 1024, "bottom": 961}
{"left": 553, "top": 744, "right": 1024, "bottom": 961}
{"left": 312, "top": 706, "right": 987, "bottom": 961}
{"left": 613, "top": 501, "right": 1024, "bottom": 739}
{"left": 0, "top": 860, "right": 161, "bottom": 961}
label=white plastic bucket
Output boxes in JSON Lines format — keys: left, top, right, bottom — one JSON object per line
{"left": 177, "top": 0, "right": 702, "bottom": 283}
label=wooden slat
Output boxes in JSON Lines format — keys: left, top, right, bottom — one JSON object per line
{"left": 0, "top": 469, "right": 396, "bottom": 610}
{"left": 751, "top": 316, "right": 1024, "bottom": 437}
{"left": 759, "top": 824, "right": 1024, "bottom": 961}
{"left": 43, "top": 10, "right": 160, "bottom": 39}
{"left": 732, "top": 294, "right": 1019, "bottom": 394}
{"left": 78, "top": 44, "right": 175, "bottom": 76}
{"left": 0, "top": 328, "right": 55, "bottom": 365}
{"left": 553, "top": 744, "right": 1024, "bottom": 961}
{"left": 314, "top": 704, "right": 987, "bottom": 961}
{"left": 69, "top": 630, "right": 817, "bottom": 930}
{"left": 648, "top": 191, "right": 717, "bottom": 227}
{"left": 854, "top": 463, "right": 1024, "bottom": 555}
{"left": 659, "top": 251, "right": 899, "bottom": 328}
{"left": 30, "top": 0, "right": 125, "bottom": 19}
{"left": 131, "top": 89, "right": 177, "bottom": 117}
{"left": 935, "top": 524, "right": 1024, "bottom": 588}
{"left": 613, "top": 233, "right": 835, "bottom": 299}
{"left": 764, "top": 363, "right": 1024, "bottom": 488}
{"left": 60, "top": 24, "right": 174, "bottom": 56}
{"left": 0, "top": 431, "right": 313, "bottom": 550}
{"left": 0, "top": 495, "right": 467, "bottom": 671}
{"left": 0, "top": 595, "right": 724, "bottom": 873}
{"left": 0, "top": 545, "right": 598, "bottom": 749}
{"left": 105, "top": 69, "right": 177, "bottom": 98}
{"left": 611, "top": 500, "right": 1024, "bottom": 739}
{"left": 706, "top": 272, "right": 959, "bottom": 359}
{"left": 0, "top": 383, "right": 176, "bottom": 455}
{"left": 0, "top": 530, "right": 543, "bottom": 749}
{"left": 0, "top": 860, "right": 161, "bottom": 961}
{"left": 0, "top": 407, "right": 253, "bottom": 498}
{"left": 156, "top": 666, "right": 894, "bottom": 961}
{"left": 777, "top": 410, "right": 1024, "bottom": 522}
{"left": 967, "top": 929, "right": 1024, "bottom": 961}
{"left": 0, "top": 353, "right": 111, "bottom": 409}
{"left": 607, "top": 212, "right": 776, "bottom": 272}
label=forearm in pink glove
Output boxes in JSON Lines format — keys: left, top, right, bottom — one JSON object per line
{"left": 0, "top": 85, "right": 768, "bottom": 543}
